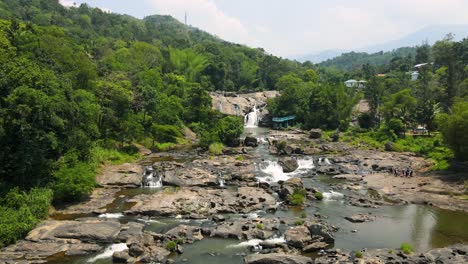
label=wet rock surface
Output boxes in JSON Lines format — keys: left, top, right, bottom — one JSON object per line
{"left": 245, "top": 253, "right": 313, "bottom": 264}
{"left": 344, "top": 213, "right": 376, "bottom": 223}
{"left": 125, "top": 186, "right": 277, "bottom": 217}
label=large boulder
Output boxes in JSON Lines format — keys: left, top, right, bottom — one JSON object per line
{"left": 245, "top": 253, "right": 313, "bottom": 264}
{"left": 303, "top": 242, "right": 329, "bottom": 253}
{"left": 279, "top": 177, "right": 304, "bottom": 199}
{"left": 309, "top": 129, "right": 323, "bottom": 139}
{"left": 244, "top": 136, "right": 259, "bottom": 147}
{"left": 285, "top": 226, "right": 312, "bottom": 249}
{"left": 278, "top": 158, "right": 299, "bottom": 173}
{"left": 306, "top": 223, "right": 334, "bottom": 243}
{"left": 26, "top": 219, "right": 121, "bottom": 243}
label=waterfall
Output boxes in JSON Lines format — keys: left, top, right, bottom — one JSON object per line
{"left": 142, "top": 166, "right": 162, "bottom": 188}
{"left": 244, "top": 105, "right": 259, "bottom": 128}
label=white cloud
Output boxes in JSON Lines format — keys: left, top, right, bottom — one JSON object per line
{"left": 145, "top": 0, "right": 252, "bottom": 45}
{"left": 59, "top": 0, "right": 75, "bottom": 7}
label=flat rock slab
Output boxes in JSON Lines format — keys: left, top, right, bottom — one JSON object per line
{"left": 245, "top": 253, "right": 313, "bottom": 264}
{"left": 126, "top": 187, "right": 277, "bottom": 217}
{"left": 53, "top": 188, "right": 120, "bottom": 216}
{"left": 26, "top": 219, "right": 121, "bottom": 243}
{"left": 332, "top": 174, "right": 363, "bottom": 181}
{"left": 344, "top": 213, "right": 376, "bottom": 223}
{"left": 97, "top": 163, "right": 143, "bottom": 187}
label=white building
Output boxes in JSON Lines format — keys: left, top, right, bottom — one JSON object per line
{"left": 344, "top": 79, "right": 366, "bottom": 88}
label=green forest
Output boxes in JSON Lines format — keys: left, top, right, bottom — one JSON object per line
{"left": 0, "top": 0, "right": 467, "bottom": 249}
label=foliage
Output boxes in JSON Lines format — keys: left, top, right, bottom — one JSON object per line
{"left": 300, "top": 211, "right": 307, "bottom": 218}
{"left": 400, "top": 243, "right": 414, "bottom": 254}
{"left": 165, "top": 241, "right": 177, "bottom": 251}
{"left": 354, "top": 251, "right": 363, "bottom": 258}
{"left": 314, "top": 191, "right": 324, "bottom": 201}
{"left": 0, "top": 188, "right": 52, "bottom": 248}
{"left": 319, "top": 47, "right": 417, "bottom": 71}
{"left": 235, "top": 156, "right": 245, "bottom": 161}
{"left": 150, "top": 124, "right": 183, "bottom": 144}
{"left": 436, "top": 99, "right": 468, "bottom": 161}
{"left": 288, "top": 188, "right": 307, "bottom": 205}
{"left": 255, "top": 223, "right": 265, "bottom": 230}
{"left": 208, "top": 143, "right": 224, "bottom": 155}
{"left": 216, "top": 116, "right": 243, "bottom": 147}
{"left": 294, "top": 220, "right": 305, "bottom": 226}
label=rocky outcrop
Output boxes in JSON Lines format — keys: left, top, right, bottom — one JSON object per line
{"left": 314, "top": 244, "right": 468, "bottom": 264}
{"left": 97, "top": 163, "right": 143, "bottom": 187}
{"left": 125, "top": 187, "right": 277, "bottom": 217}
{"left": 278, "top": 158, "right": 299, "bottom": 173}
{"left": 244, "top": 136, "right": 259, "bottom": 147}
{"left": 285, "top": 226, "right": 312, "bottom": 248}
{"left": 0, "top": 218, "right": 123, "bottom": 263}
{"left": 344, "top": 213, "right": 376, "bottom": 223}
{"left": 309, "top": 129, "right": 322, "bottom": 139}
{"left": 245, "top": 253, "right": 313, "bottom": 264}
{"left": 26, "top": 219, "right": 121, "bottom": 243}
{"left": 210, "top": 91, "right": 279, "bottom": 116}
{"left": 279, "top": 177, "right": 304, "bottom": 199}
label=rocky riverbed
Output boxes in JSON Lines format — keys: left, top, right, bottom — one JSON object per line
{"left": 1, "top": 128, "right": 467, "bottom": 264}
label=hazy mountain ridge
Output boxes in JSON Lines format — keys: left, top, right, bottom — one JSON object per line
{"left": 295, "top": 24, "right": 468, "bottom": 63}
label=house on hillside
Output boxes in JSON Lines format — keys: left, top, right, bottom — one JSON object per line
{"left": 409, "top": 63, "right": 432, "bottom": 81}
{"left": 344, "top": 79, "right": 366, "bottom": 88}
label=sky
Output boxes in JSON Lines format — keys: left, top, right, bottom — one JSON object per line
{"left": 59, "top": 0, "right": 468, "bottom": 57}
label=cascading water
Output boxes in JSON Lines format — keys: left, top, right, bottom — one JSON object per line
{"left": 244, "top": 105, "right": 259, "bottom": 128}
{"left": 257, "top": 158, "right": 315, "bottom": 183}
{"left": 142, "top": 166, "right": 162, "bottom": 188}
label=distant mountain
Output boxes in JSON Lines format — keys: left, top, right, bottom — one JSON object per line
{"left": 294, "top": 49, "right": 344, "bottom": 64}
{"left": 294, "top": 24, "right": 468, "bottom": 63}
{"left": 362, "top": 24, "right": 468, "bottom": 53}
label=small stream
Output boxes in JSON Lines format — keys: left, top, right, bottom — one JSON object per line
{"left": 50, "top": 127, "right": 468, "bottom": 264}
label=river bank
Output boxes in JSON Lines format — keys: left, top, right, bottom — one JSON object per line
{"left": 1, "top": 127, "right": 467, "bottom": 264}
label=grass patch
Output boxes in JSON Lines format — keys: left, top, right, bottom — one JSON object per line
{"left": 256, "top": 223, "right": 265, "bottom": 230}
{"left": 314, "top": 191, "right": 324, "bottom": 200}
{"left": 354, "top": 251, "right": 363, "bottom": 258}
{"left": 165, "top": 240, "right": 177, "bottom": 251}
{"left": 288, "top": 188, "right": 307, "bottom": 206}
{"left": 341, "top": 130, "right": 453, "bottom": 170}
{"left": 300, "top": 211, "right": 307, "bottom": 218}
{"left": 400, "top": 242, "right": 414, "bottom": 254}
{"left": 208, "top": 142, "right": 224, "bottom": 155}
{"left": 235, "top": 156, "right": 245, "bottom": 161}
{"left": 294, "top": 219, "right": 305, "bottom": 226}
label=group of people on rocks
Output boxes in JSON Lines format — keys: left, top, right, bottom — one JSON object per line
{"left": 390, "top": 167, "right": 414, "bottom": 177}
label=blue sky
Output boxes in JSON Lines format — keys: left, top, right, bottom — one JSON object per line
{"left": 59, "top": 0, "right": 468, "bottom": 57}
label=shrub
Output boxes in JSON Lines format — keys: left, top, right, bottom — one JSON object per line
{"left": 276, "top": 140, "right": 288, "bottom": 154}
{"left": 314, "top": 191, "right": 324, "bottom": 201}
{"left": 165, "top": 241, "right": 177, "bottom": 251}
{"left": 235, "top": 156, "right": 245, "bottom": 161}
{"left": 208, "top": 142, "right": 224, "bottom": 155}
{"left": 355, "top": 251, "right": 363, "bottom": 258}
{"left": 294, "top": 220, "right": 305, "bottom": 225}
{"left": 300, "top": 211, "right": 307, "bottom": 218}
{"left": 256, "top": 223, "right": 265, "bottom": 230}
{"left": 150, "top": 124, "right": 182, "bottom": 143}
{"left": 400, "top": 243, "right": 414, "bottom": 254}
{"left": 288, "top": 188, "right": 307, "bottom": 205}
{"left": 216, "top": 116, "right": 243, "bottom": 147}
{"left": 0, "top": 188, "right": 53, "bottom": 248}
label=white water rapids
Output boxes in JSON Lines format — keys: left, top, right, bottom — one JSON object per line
{"left": 244, "top": 106, "right": 259, "bottom": 128}
{"left": 257, "top": 158, "right": 315, "bottom": 184}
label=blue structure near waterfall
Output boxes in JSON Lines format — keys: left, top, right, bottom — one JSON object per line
{"left": 272, "top": 115, "right": 296, "bottom": 129}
